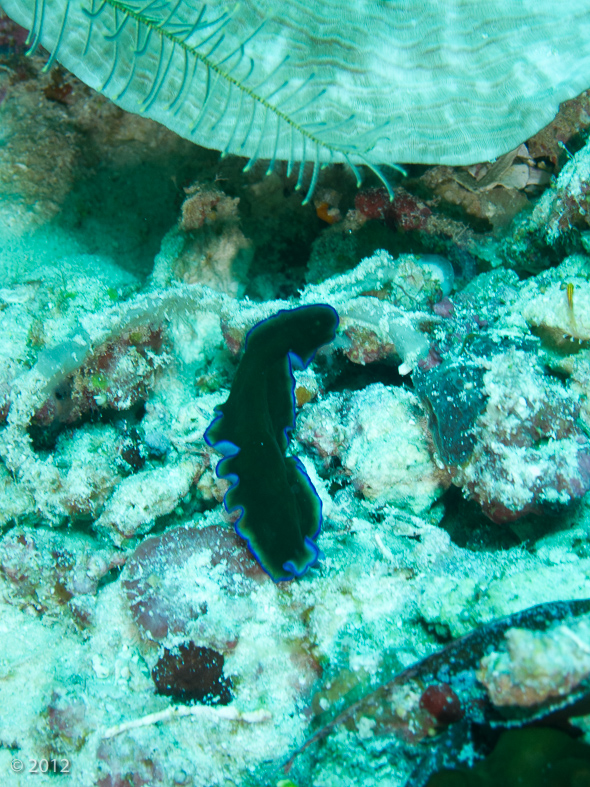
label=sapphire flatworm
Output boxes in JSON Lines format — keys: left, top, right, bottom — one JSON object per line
{"left": 204, "top": 304, "right": 338, "bottom": 581}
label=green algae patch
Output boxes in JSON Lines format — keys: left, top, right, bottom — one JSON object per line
{"left": 426, "top": 727, "right": 590, "bottom": 787}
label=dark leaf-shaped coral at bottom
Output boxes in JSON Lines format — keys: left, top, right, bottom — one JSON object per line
{"left": 286, "top": 599, "right": 590, "bottom": 784}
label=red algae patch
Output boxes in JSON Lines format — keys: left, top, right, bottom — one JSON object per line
{"left": 122, "top": 524, "right": 268, "bottom": 641}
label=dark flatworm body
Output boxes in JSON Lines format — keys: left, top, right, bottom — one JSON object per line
{"left": 204, "top": 304, "right": 338, "bottom": 581}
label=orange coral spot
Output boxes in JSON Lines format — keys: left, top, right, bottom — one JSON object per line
{"left": 295, "top": 384, "right": 315, "bottom": 407}
{"left": 316, "top": 202, "right": 339, "bottom": 224}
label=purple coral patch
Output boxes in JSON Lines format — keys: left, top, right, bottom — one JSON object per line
{"left": 122, "top": 524, "right": 267, "bottom": 640}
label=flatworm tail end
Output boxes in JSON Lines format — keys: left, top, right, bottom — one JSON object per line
{"left": 283, "top": 537, "right": 321, "bottom": 579}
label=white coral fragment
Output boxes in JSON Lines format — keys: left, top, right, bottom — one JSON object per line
{"left": 94, "top": 459, "right": 202, "bottom": 543}
{"left": 477, "top": 617, "right": 590, "bottom": 707}
{"left": 519, "top": 269, "right": 590, "bottom": 344}
{"left": 298, "top": 384, "right": 446, "bottom": 514}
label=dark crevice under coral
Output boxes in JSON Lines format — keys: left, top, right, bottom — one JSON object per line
{"left": 438, "top": 486, "right": 581, "bottom": 552}
{"left": 327, "top": 358, "right": 407, "bottom": 392}
{"left": 437, "top": 487, "right": 522, "bottom": 551}
{"left": 95, "top": 564, "right": 123, "bottom": 591}
{"left": 27, "top": 399, "right": 147, "bottom": 453}
{"left": 55, "top": 151, "right": 211, "bottom": 278}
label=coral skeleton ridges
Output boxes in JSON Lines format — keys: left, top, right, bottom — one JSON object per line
{"left": 4, "top": 0, "right": 589, "bottom": 200}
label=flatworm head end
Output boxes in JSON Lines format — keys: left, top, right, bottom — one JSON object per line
{"left": 245, "top": 304, "right": 339, "bottom": 370}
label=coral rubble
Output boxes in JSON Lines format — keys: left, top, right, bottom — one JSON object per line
{"left": 1, "top": 28, "right": 590, "bottom": 786}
